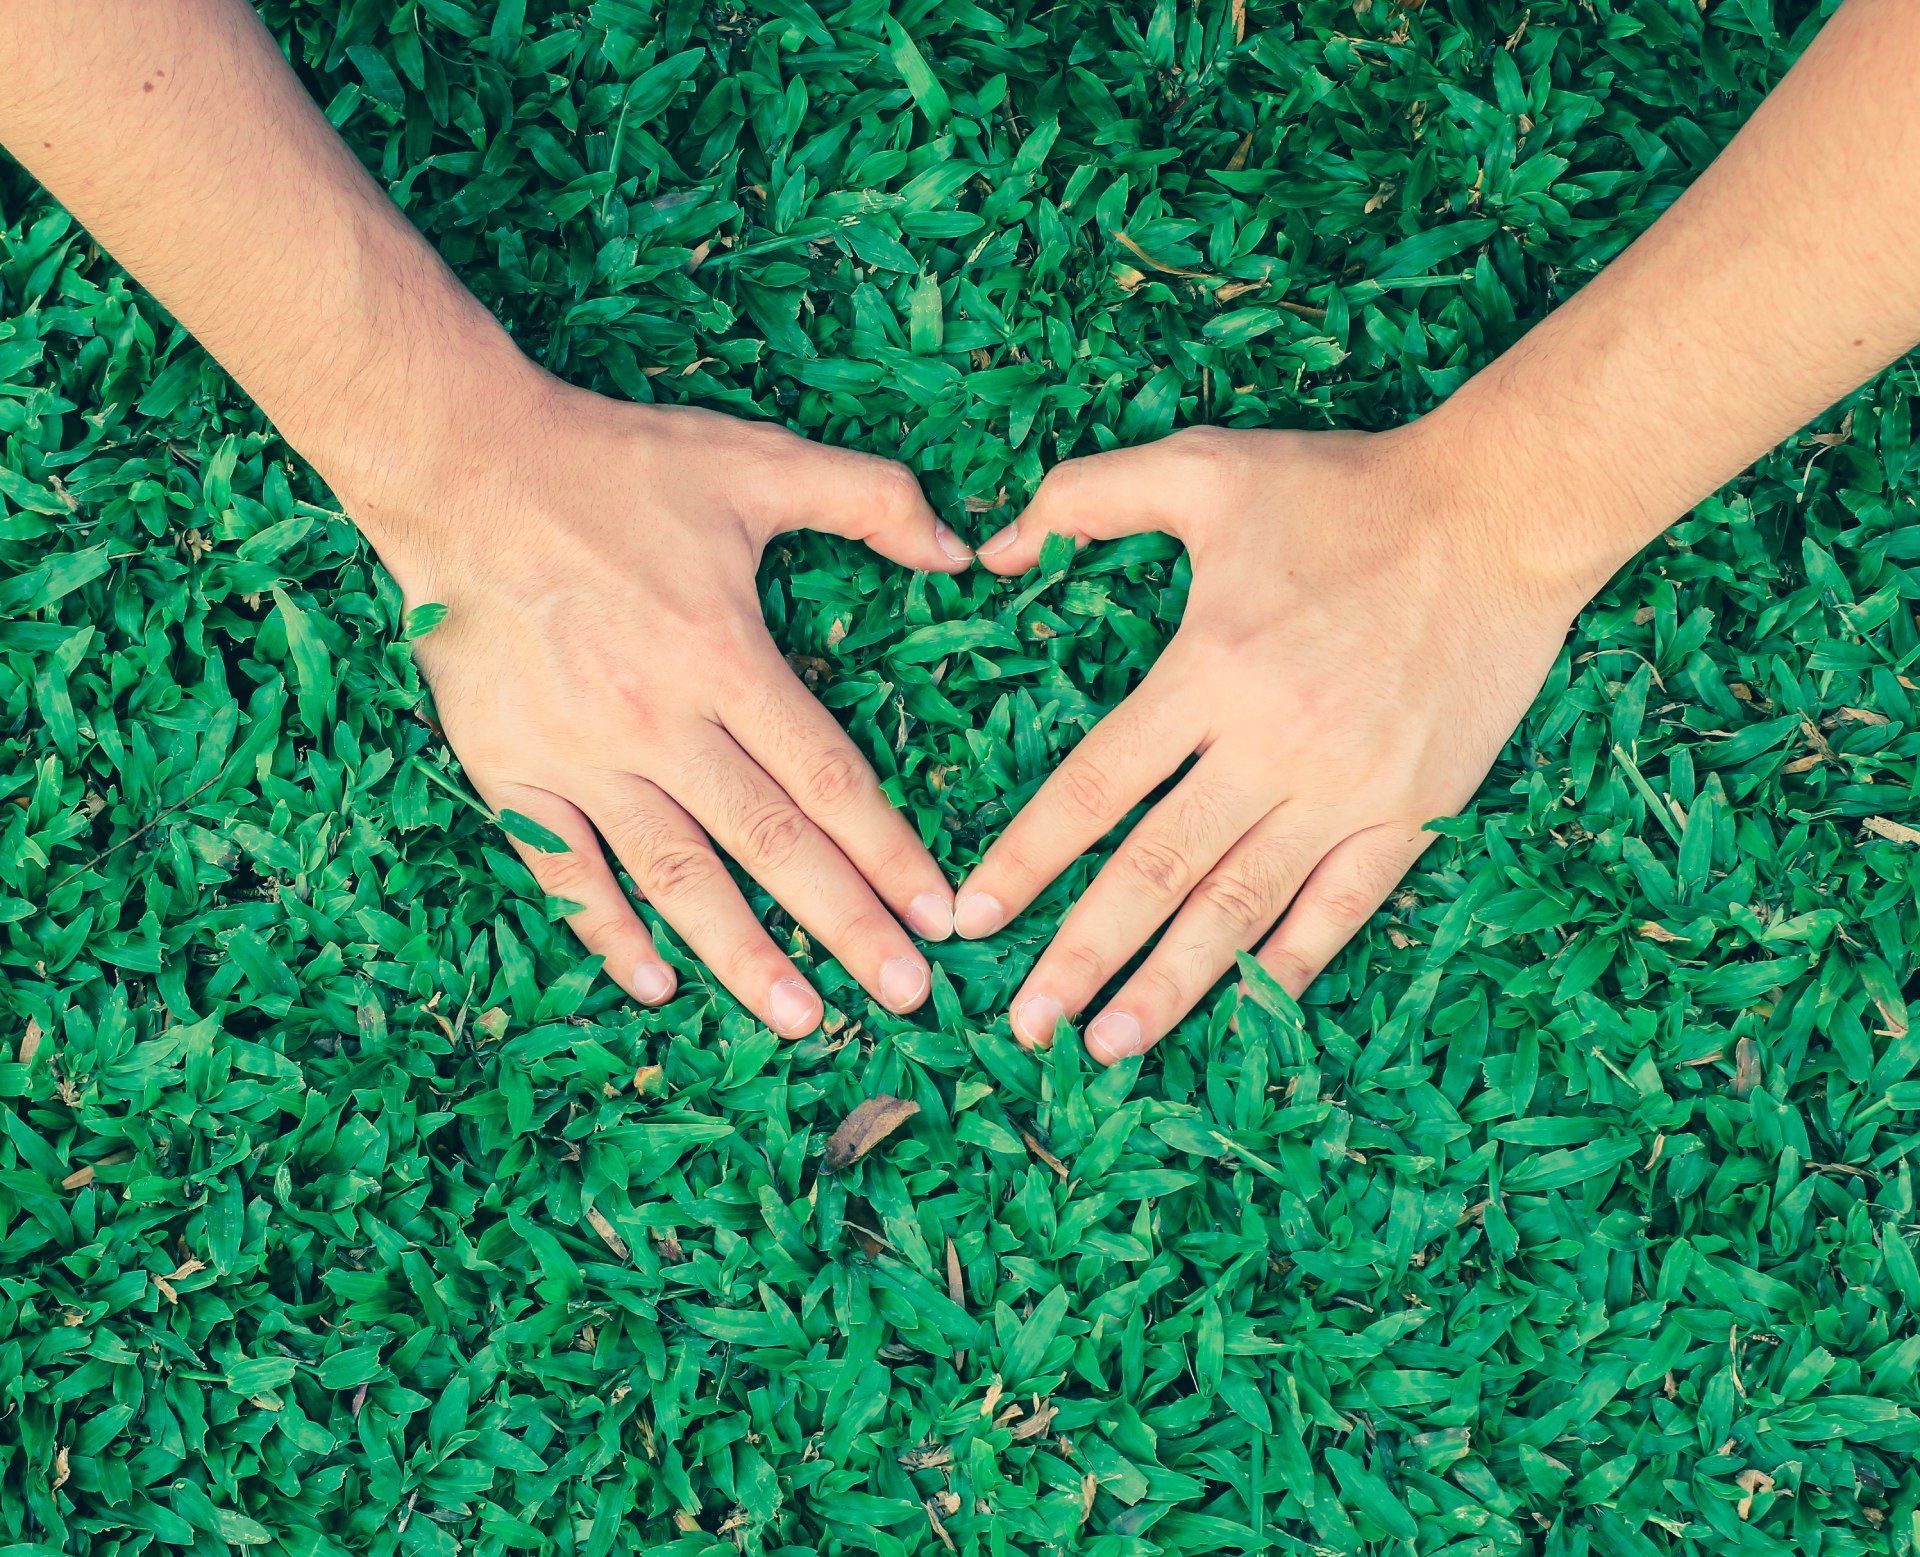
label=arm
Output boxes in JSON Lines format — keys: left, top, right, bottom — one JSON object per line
{"left": 0, "top": 0, "right": 971, "bottom": 1032}
{"left": 957, "top": 0, "right": 1920, "bottom": 1061}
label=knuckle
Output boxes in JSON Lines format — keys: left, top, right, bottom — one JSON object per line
{"left": 1198, "top": 870, "right": 1272, "bottom": 936}
{"left": 833, "top": 907, "right": 894, "bottom": 953}
{"left": 1318, "top": 881, "right": 1382, "bottom": 928}
{"left": 803, "top": 747, "right": 867, "bottom": 812}
{"left": 1053, "top": 939, "right": 1108, "bottom": 986}
{"left": 1057, "top": 763, "right": 1115, "bottom": 824}
{"left": 870, "top": 459, "right": 924, "bottom": 514}
{"left": 741, "top": 800, "right": 808, "bottom": 870}
{"left": 1264, "top": 944, "right": 1320, "bottom": 995}
{"left": 1132, "top": 960, "right": 1187, "bottom": 1015}
{"left": 1168, "top": 425, "right": 1250, "bottom": 496}
{"left": 646, "top": 842, "right": 722, "bottom": 899}
{"left": 534, "top": 848, "right": 593, "bottom": 898}
{"left": 571, "top": 909, "right": 627, "bottom": 949}
{"left": 1119, "top": 836, "right": 1190, "bottom": 897}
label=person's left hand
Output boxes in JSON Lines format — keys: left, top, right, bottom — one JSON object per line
{"left": 955, "top": 425, "right": 1586, "bottom": 1063}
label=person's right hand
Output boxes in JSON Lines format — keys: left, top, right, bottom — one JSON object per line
{"left": 358, "top": 373, "right": 972, "bottom": 1036}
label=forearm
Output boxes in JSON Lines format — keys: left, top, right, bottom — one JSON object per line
{"left": 1425, "top": 0, "right": 1920, "bottom": 606}
{"left": 0, "top": 0, "right": 542, "bottom": 531}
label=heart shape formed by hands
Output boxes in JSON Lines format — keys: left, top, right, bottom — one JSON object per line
{"left": 395, "top": 382, "right": 1576, "bottom": 1065}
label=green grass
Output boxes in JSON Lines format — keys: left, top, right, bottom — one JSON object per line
{"left": 5, "top": 0, "right": 1920, "bottom": 1551}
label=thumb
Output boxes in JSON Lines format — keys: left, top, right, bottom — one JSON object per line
{"left": 976, "top": 432, "right": 1211, "bottom": 576}
{"left": 756, "top": 438, "right": 972, "bottom": 574}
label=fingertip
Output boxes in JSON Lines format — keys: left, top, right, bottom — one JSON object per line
{"left": 1011, "top": 992, "right": 1065, "bottom": 1049}
{"left": 906, "top": 890, "right": 955, "bottom": 941}
{"left": 626, "top": 960, "right": 677, "bottom": 1005}
{"left": 1086, "top": 1009, "right": 1152, "bottom": 1065}
{"left": 768, "top": 976, "right": 822, "bottom": 1038}
{"left": 975, "top": 522, "right": 1027, "bottom": 574}
{"left": 880, "top": 955, "right": 931, "bottom": 1013}
{"left": 933, "top": 522, "right": 973, "bottom": 569}
{"left": 953, "top": 890, "right": 1005, "bottom": 940}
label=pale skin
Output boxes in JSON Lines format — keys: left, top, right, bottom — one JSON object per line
{"left": 4, "top": 2, "right": 1917, "bottom": 1059}
{"left": 0, "top": 0, "right": 975, "bottom": 1037}
{"left": 959, "top": 0, "right": 1920, "bottom": 1061}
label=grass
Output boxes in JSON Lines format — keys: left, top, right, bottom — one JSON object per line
{"left": 4, "top": 0, "right": 1920, "bottom": 1551}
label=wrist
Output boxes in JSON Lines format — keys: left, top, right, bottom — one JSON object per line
{"left": 290, "top": 322, "right": 559, "bottom": 577}
{"left": 1392, "top": 387, "right": 1663, "bottom": 622}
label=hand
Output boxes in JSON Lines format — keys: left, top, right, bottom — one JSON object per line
{"left": 362, "top": 373, "right": 972, "bottom": 1035}
{"left": 958, "top": 425, "right": 1580, "bottom": 1063}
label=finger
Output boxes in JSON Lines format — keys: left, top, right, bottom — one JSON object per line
{"left": 1252, "top": 822, "right": 1433, "bottom": 999}
{"left": 1002, "top": 754, "right": 1268, "bottom": 1049}
{"left": 672, "top": 731, "right": 933, "bottom": 1015}
{"left": 723, "top": 647, "right": 955, "bottom": 941}
{"left": 490, "top": 782, "right": 676, "bottom": 1006}
{"left": 758, "top": 435, "right": 970, "bottom": 574}
{"left": 954, "top": 659, "right": 1202, "bottom": 942}
{"left": 1084, "top": 813, "right": 1333, "bottom": 1064}
{"left": 976, "top": 428, "right": 1234, "bottom": 575}
{"left": 586, "top": 775, "right": 823, "bottom": 1037}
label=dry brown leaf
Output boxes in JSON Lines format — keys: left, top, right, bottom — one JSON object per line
{"left": 980, "top": 1376, "right": 1004, "bottom": 1418}
{"left": 824, "top": 1095, "right": 920, "bottom": 1172}
{"left": 1021, "top": 1130, "right": 1069, "bottom": 1179}
{"left": 1864, "top": 815, "right": 1920, "bottom": 846}
{"left": 61, "top": 1165, "right": 93, "bottom": 1191}
{"left": 19, "top": 1016, "right": 43, "bottom": 1065}
{"left": 1731, "top": 1037, "right": 1761, "bottom": 1099}
{"left": 1638, "top": 921, "right": 1686, "bottom": 943}
{"left": 945, "top": 1236, "right": 966, "bottom": 1307}
{"left": 1009, "top": 1397, "right": 1057, "bottom": 1441}
{"left": 924, "top": 1497, "right": 957, "bottom": 1553}
{"left": 1111, "top": 230, "right": 1212, "bottom": 280}
{"left": 585, "top": 1206, "right": 630, "bottom": 1261}
{"left": 1226, "top": 129, "right": 1252, "bottom": 170}
{"left": 1736, "top": 1467, "right": 1776, "bottom": 1520}
{"left": 1808, "top": 410, "right": 1853, "bottom": 447}
{"left": 51, "top": 1446, "right": 70, "bottom": 1493}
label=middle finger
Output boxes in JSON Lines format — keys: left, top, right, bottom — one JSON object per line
{"left": 1008, "top": 752, "right": 1268, "bottom": 1046}
{"left": 671, "top": 728, "right": 932, "bottom": 1014}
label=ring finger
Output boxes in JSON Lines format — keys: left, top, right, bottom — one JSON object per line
{"left": 1006, "top": 753, "right": 1268, "bottom": 1047}
{"left": 585, "top": 774, "right": 825, "bottom": 1036}
{"left": 671, "top": 729, "right": 932, "bottom": 1015}
{"left": 1085, "top": 809, "right": 1335, "bottom": 1064}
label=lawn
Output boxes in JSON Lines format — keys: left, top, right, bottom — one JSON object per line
{"left": 4, "top": 0, "right": 1920, "bottom": 1552}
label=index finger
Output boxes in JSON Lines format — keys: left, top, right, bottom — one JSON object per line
{"left": 953, "top": 662, "right": 1202, "bottom": 940}
{"left": 724, "top": 650, "right": 957, "bottom": 940}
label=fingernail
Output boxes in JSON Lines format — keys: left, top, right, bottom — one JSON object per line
{"left": 769, "top": 978, "right": 820, "bottom": 1037}
{"left": 977, "top": 522, "right": 1018, "bottom": 558}
{"left": 1013, "top": 993, "right": 1065, "bottom": 1048}
{"left": 628, "top": 961, "right": 675, "bottom": 1004}
{"left": 1088, "top": 1010, "right": 1150, "bottom": 1061}
{"left": 880, "top": 956, "right": 929, "bottom": 1012}
{"left": 906, "top": 891, "right": 954, "bottom": 940}
{"left": 933, "top": 522, "right": 972, "bottom": 563}
{"left": 953, "top": 892, "right": 1005, "bottom": 939}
